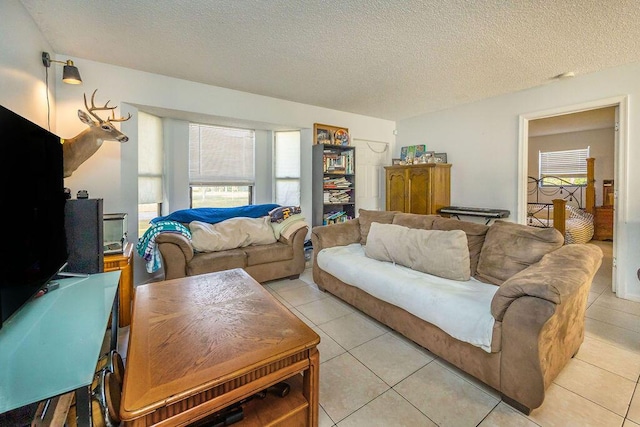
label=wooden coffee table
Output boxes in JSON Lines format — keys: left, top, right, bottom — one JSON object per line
{"left": 120, "top": 268, "right": 320, "bottom": 426}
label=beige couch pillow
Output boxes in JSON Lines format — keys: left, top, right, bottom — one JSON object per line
{"left": 358, "top": 209, "right": 398, "bottom": 244}
{"left": 432, "top": 216, "right": 489, "bottom": 277}
{"left": 190, "top": 217, "right": 276, "bottom": 252}
{"left": 365, "top": 222, "right": 470, "bottom": 281}
{"left": 476, "top": 220, "right": 564, "bottom": 285}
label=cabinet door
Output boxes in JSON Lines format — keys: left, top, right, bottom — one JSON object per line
{"left": 407, "top": 167, "right": 431, "bottom": 214}
{"left": 386, "top": 169, "right": 406, "bottom": 211}
{"left": 431, "top": 165, "right": 451, "bottom": 213}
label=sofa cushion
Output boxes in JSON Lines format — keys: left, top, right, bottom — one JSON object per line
{"left": 432, "top": 217, "right": 490, "bottom": 277}
{"left": 358, "top": 209, "right": 398, "bottom": 244}
{"left": 476, "top": 220, "right": 564, "bottom": 285}
{"left": 187, "top": 249, "right": 247, "bottom": 276}
{"left": 365, "top": 222, "right": 470, "bottom": 281}
{"left": 317, "top": 243, "right": 497, "bottom": 352}
{"left": 244, "top": 242, "right": 294, "bottom": 266}
{"left": 392, "top": 213, "right": 438, "bottom": 230}
{"left": 190, "top": 217, "right": 276, "bottom": 252}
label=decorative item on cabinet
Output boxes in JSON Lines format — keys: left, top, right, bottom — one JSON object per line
{"left": 434, "top": 152, "right": 448, "bottom": 163}
{"left": 400, "top": 145, "right": 425, "bottom": 163}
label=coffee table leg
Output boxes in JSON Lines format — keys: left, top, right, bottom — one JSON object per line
{"left": 303, "top": 347, "right": 320, "bottom": 426}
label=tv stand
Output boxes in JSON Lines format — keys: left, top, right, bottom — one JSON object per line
{"left": 0, "top": 271, "right": 121, "bottom": 426}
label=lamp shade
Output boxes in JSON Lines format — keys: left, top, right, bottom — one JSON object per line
{"left": 62, "top": 62, "right": 82, "bottom": 84}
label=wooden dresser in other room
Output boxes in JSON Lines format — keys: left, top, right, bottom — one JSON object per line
{"left": 593, "top": 206, "right": 613, "bottom": 241}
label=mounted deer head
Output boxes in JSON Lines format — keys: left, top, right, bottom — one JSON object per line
{"left": 62, "top": 89, "right": 131, "bottom": 178}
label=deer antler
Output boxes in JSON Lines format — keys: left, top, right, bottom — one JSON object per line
{"left": 108, "top": 110, "right": 132, "bottom": 123}
{"left": 83, "top": 89, "right": 130, "bottom": 123}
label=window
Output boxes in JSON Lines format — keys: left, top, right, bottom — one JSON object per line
{"left": 138, "top": 112, "right": 164, "bottom": 235}
{"left": 189, "top": 124, "right": 255, "bottom": 207}
{"left": 274, "top": 131, "right": 301, "bottom": 206}
{"left": 539, "top": 147, "right": 590, "bottom": 186}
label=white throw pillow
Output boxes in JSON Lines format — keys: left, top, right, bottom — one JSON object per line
{"left": 364, "top": 222, "right": 470, "bottom": 281}
{"left": 190, "top": 216, "right": 276, "bottom": 252}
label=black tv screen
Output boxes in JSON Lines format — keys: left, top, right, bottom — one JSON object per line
{"left": 0, "top": 105, "right": 68, "bottom": 328}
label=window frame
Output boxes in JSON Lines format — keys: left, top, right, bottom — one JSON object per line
{"left": 538, "top": 147, "right": 590, "bottom": 187}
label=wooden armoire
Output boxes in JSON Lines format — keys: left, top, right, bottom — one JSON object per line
{"left": 384, "top": 163, "right": 451, "bottom": 214}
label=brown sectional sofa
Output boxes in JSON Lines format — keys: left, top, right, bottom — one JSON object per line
{"left": 311, "top": 210, "right": 603, "bottom": 414}
{"left": 156, "top": 225, "right": 308, "bottom": 283}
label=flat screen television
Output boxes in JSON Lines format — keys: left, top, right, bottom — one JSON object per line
{"left": 0, "top": 105, "right": 68, "bottom": 329}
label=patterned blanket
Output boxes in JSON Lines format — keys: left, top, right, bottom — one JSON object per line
{"left": 137, "top": 221, "right": 192, "bottom": 273}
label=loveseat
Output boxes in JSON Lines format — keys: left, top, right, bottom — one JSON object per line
{"left": 311, "top": 210, "right": 603, "bottom": 414}
{"left": 155, "top": 212, "right": 308, "bottom": 283}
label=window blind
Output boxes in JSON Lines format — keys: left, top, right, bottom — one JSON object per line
{"left": 275, "top": 131, "right": 300, "bottom": 179}
{"left": 274, "top": 131, "right": 301, "bottom": 206}
{"left": 189, "top": 124, "right": 255, "bottom": 185}
{"left": 539, "top": 147, "right": 590, "bottom": 177}
{"left": 138, "top": 111, "right": 164, "bottom": 204}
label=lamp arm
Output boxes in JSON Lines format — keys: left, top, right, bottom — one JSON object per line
{"left": 41, "top": 52, "right": 74, "bottom": 67}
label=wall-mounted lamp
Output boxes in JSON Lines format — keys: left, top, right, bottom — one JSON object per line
{"left": 41, "top": 51, "right": 82, "bottom": 84}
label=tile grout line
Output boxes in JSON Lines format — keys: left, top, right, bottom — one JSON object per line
{"left": 552, "top": 382, "right": 627, "bottom": 420}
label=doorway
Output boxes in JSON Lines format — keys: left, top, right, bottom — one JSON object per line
{"left": 352, "top": 139, "right": 390, "bottom": 211}
{"left": 518, "top": 96, "right": 628, "bottom": 296}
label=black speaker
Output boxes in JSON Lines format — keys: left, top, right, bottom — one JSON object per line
{"left": 64, "top": 198, "right": 104, "bottom": 274}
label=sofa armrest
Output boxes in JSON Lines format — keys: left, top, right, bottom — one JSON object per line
{"left": 494, "top": 243, "right": 603, "bottom": 411}
{"left": 278, "top": 224, "right": 309, "bottom": 246}
{"left": 491, "top": 243, "right": 603, "bottom": 321}
{"left": 311, "top": 219, "right": 361, "bottom": 252}
{"left": 311, "top": 219, "right": 361, "bottom": 285}
{"left": 156, "top": 233, "right": 195, "bottom": 280}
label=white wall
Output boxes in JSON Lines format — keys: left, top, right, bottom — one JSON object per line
{"left": 0, "top": 0, "right": 56, "bottom": 127}
{"left": 51, "top": 57, "right": 395, "bottom": 284}
{"left": 396, "top": 62, "right": 640, "bottom": 301}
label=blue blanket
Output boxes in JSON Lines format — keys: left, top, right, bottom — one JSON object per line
{"left": 150, "top": 204, "right": 280, "bottom": 225}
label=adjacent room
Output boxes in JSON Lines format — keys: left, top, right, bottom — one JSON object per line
{"left": 1, "top": 1, "right": 640, "bottom": 426}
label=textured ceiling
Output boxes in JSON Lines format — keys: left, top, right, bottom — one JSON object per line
{"left": 20, "top": 0, "right": 640, "bottom": 121}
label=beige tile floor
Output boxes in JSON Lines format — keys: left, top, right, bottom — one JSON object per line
{"left": 260, "top": 240, "right": 640, "bottom": 427}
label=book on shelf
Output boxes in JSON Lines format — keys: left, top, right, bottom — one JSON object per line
{"left": 324, "top": 189, "right": 352, "bottom": 204}
{"left": 322, "top": 211, "right": 351, "bottom": 225}
{"left": 323, "top": 176, "right": 352, "bottom": 189}
{"left": 323, "top": 149, "right": 354, "bottom": 174}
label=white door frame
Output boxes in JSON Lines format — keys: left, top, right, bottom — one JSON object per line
{"left": 517, "top": 95, "right": 628, "bottom": 295}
